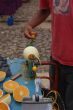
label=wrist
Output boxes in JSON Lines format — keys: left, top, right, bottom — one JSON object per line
{"left": 27, "top": 21, "right": 36, "bottom": 29}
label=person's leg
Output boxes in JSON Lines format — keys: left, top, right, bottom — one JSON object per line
{"left": 58, "top": 64, "right": 66, "bottom": 102}
{"left": 63, "top": 66, "right": 73, "bottom": 110}
{"left": 49, "top": 57, "right": 67, "bottom": 107}
{"left": 49, "top": 63, "right": 56, "bottom": 89}
{"left": 58, "top": 64, "right": 73, "bottom": 110}
{"left": 49, "top": 60, "right": 66, "bottom": 110}
{"left": 49, "top": 56, "right": 58, "bottom": 90}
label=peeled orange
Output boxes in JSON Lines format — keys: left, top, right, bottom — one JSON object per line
{"left": 32, "top": 66, "right": 38, "bottom": 72}
{"left": 0, "top": 71, "right": 6, "bottom": 82}
{"left": 0, "top": 94, "right": 11, "bottom": 105}
{"left": 13, "top": 85, "right": 30, "bottom": 102}
{"left": 0, "top": 102, "right": 10, "bottom": 110}
{"left": 23, "top": 46, "right": 40, "bottom": 60}
{"left": 0, "top": 89, "right": 3, "bottom": 98}
{"left": 3, "top": 80, "right": 19, "bottom": 93}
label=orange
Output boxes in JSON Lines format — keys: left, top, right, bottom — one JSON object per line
{"left": 0, "top": 89, "right": 3, "bottom": 98}
{"left": 0, "top": 94, "right": 11, "bottom": 105}
{"left": 3, "top": 80, "right": 20, "bottom": 93}
{"left": 32, "top": 66, "right": 38, "bottom": 72}
{"left": 0, "top": 102, "right": 10, "bottom": 110}
{"left": 13, "top": 85, "right": 30, "bottom": 102}
{"left": 0, "top": 71, "right": 6, "bottom": 82}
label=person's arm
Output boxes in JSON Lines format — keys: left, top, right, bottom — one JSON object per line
{"left": 24, "top": 9, "right": 50, "bottom": 39}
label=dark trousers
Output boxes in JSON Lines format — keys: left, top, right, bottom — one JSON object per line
{"left": 49, "top": 58, "right": 73, "bottom": 110}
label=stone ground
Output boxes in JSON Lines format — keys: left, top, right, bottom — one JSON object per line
{"left": 0, "top": 0, "right": 52, "bottom": 71}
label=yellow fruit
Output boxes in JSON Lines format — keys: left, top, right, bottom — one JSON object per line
{"left": 13, "top": 85, "right": 30, "bottom": 102}
{"left": 0, "top": 89, "right": 3, "bottom": 98}
{"left": 0, "top": 71, "right": 6, "bottom": 82}
{"left": 0, "top": 102, "right": 10, "bottom": 110}
{"left": 0, "top": 94, "right": 11, "bottom": 105}
{"left": 32, "top": 66, "right": 38, "bottom": 72}
{"left": 3, "top": 80, "right": 20, "bottom": 93}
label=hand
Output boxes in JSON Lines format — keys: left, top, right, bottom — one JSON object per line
{"left": 22, "top": 25, "right": 37, "bottom": 39}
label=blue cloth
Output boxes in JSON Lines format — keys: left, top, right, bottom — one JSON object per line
{"left": 0, "top": 58, "right": 41, "bottom": 110}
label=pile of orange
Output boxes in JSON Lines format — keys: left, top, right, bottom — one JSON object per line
{"left": 0, "top": 69, "right": 30, "bottom": 108}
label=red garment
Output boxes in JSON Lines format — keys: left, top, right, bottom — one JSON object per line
{"left": 40, "top": 0, "right": 73, "bottom": 66}
{"left": 39, "top": 0, "right": 49, "bottom": 9}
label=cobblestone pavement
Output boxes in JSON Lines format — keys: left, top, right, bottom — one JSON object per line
{"left": 0, "top": 0, "right": 52, "bottom": 71}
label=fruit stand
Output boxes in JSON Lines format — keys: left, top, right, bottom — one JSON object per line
{"left": 0, "top": 57, "right": 53, "bottom": 110}
{"left": 0, "top": 58, "right": 39, "bottom": 110}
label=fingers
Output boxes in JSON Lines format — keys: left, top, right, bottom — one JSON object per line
{"left": 23, "top": 25, "right": 32, "bottom": 39}
{"left": 21, "top": 25, "right": 37, "bottom": 39}
{"left": 24, "top": 30, "right": 32, "bottom": 39}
